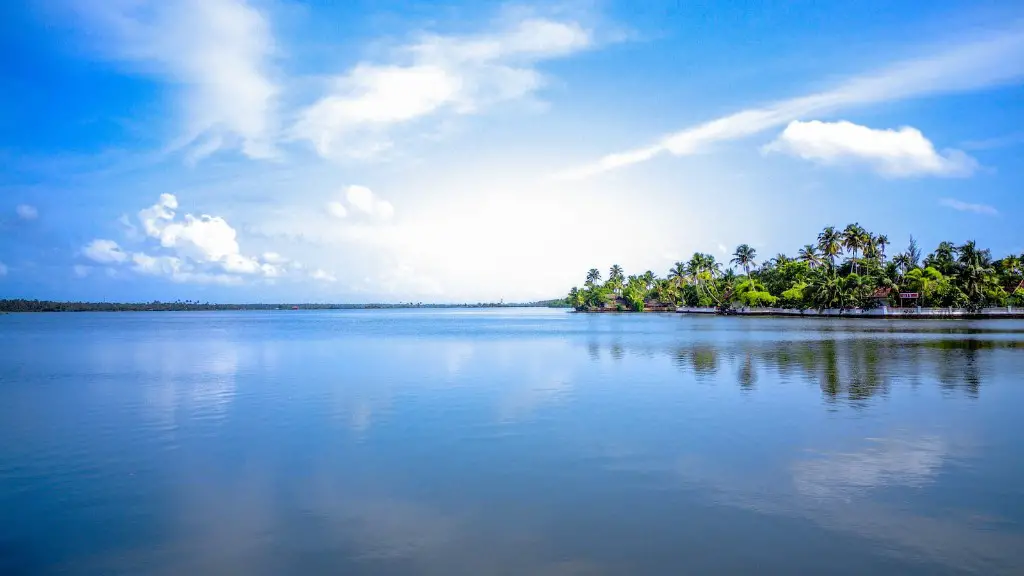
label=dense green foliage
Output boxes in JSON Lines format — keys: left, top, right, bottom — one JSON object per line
{"left": 568, "top": 225, "right": 1024, "bottom": 312}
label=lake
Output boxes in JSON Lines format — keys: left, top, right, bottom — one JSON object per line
{"left": 2, "top": 309, "right": 1023, "bottom": 575}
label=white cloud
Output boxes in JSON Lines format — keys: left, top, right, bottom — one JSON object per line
{"left": 0, "top": 262, "right": 7, "bottom": 276}
{"left": 130, "top": 252, "right": 241, "bottom": 285}
{"left": 763, "top": 120, "right": 977, "bottom": 177}
{"left": 345, "top": 185, "right": 394, "bottom": 219}
{"left": 16, "top": 204, "right": 38, "bottom": 220}
{"left": 292, "top": 16, "right": 592, "bottom": 159}
{"left": 939, "top": 198, "right": 998, "bottom": 215}
{"left": 82, "top": 193, "right": 302, "bottom": 284}
{"left": 261, "top": 251, "right": 287, "bottom": 264}
{"left": 324, "top": 185, "right": 395, "bottom": 220}
{"left": 73, "top": 265, "right": 93, "bottom": 278}
{"left": 83, "top": 239, "right": 129, "bottom": 264}
{"left": 556, "top": 28, "right": 1024, "bottom": 179}
{"left": 137, "top": 193, "right": 271, "bottom": 275}
{"left": 311, "top": 268, "right": 337, "bottom": 282}
{"left": 76, "top": 0, "right": 278, "bottom": 161}
{"left": 326, "top": 201, "right": 348, "bottom": 219}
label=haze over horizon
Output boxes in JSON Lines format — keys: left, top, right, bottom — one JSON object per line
{"left": 2, "top": 0, "right": 1023, "bottom": 303}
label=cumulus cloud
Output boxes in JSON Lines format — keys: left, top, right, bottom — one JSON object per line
{"left": 292, "top": 16, "right": 592, "bottom": 159}
{"left": 16, "top": 204, "right": 38, "bottom": 220}
{"left": 136, "top": 193, "right": 279, "bottom": 276}
{"left": 763, "top": 120, "right": 977, "bottom": 177}
{"left": 310, "top": 268, "right": 337, "bottom": 282}
{"left": 939, "top": 198, "right": 998, "bottom": 215}
{"left": 325, "top": 185, "right": 394, "bottom": 220}
{"left": 556, "top": 28, "right": 1024, "bottom": 179}
{"left": 73, "top": 265, "right": 93, "bottom": 278}
{"left": 83, "top": 239, "right": 129, "bottom": 264}
{"left": 82, "top": 193, "right": 301, "bottom": 284}
{"left": 326, "top": 201, "right": 348, "bottom": 219}
{"left": 75, "top": 0, "right": 278, "bottom": 161}
{"left": 346, "top": 185, "right": 394, "bottom": 219}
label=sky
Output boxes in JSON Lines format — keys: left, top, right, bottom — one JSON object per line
{"left": 1, "top": 0, "right": 1022, "bottom": 303}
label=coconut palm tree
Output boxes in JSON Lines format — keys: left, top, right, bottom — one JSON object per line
{"left": 956, "top": 241, "right": 995, "bottom": 307}
{"left": 686, "top": 253, "right": 722, "bottom": 305}
{"left": 606, "top": 265, "right": 625, "bottom": 295}
{"left": 892, "top": 253, "right": 912, "bottom": 280}
{"left": 668, "top": 261, "right": 687, "bottom": 289}
{"left": 924, "top": 241, "right": 957, "bottom": 276}
{"left": 817, "top": 226, "right": 843, "bottom": 269}
{"left": 875, "top": 234, "right": 889, "bottom": 261}
{"left": 585, "top": 268, "right": 601, "bottom": 287}
{"left": 642, "top": 270, "right": 656, "bottom": 288}
{"left": 731, "top": 244, "right": 757, "bottom": 278}
{"left": 842, "top": 223, "right": 868, "bottom": 274}
{"left": 798, "top": 244, "right": 821, "bottom": 268}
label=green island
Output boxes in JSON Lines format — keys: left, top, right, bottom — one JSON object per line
{"left": 567, "top": 223, "right": 1024, "bottom": 314}
{"left": 0, "top": 300, "right": 563, "bottom": 313}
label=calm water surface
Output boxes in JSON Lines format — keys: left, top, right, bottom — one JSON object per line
{"left": 2, "top": 309, "right": 1024, "bottom": 575}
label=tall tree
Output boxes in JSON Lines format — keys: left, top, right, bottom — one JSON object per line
{"left": 924, "top": 241, "right": 957, "bottom": 276}
{"left": 876, "top": 234, "right": 889, "bottom": 261}
{"left": 668, "top": 261, "right": 688, "bottom": 289}
{"left": 585, "top": 268, "right": 602, "bottom": 287}
{"left": 798, "top": 244, "right": 821, "bottom": 268}
{"left": 817, "top": 226, "right": 843, "bottom": 269}
{"left": 606, "top": 264, "right": 625, "bottom": 295}
{"left": 907, "top": 236, "right": 922, "bottom": 269}
{"left": 956, "top": 240, "right": 995, "bottom": 307}
{"left": 731, "top": 244, "right": 757, "bottom": 278}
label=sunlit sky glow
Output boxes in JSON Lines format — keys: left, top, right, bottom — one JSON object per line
{"left": 2, "top": 0, "right": 1023, "bottom": 302}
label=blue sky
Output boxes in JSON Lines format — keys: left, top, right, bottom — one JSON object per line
{"left": 1, "top": 0, "right": 1022, "bottom": 302}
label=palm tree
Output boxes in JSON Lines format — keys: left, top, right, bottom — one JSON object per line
{"left": 842, "top": 223, "right": 868, "bottom": 274}
{"left": 876, "top": 234, "right": 889, "bottom": 261}
{"left": 956, "top": 240, "right": 995, "bottom": 308}
{"left": 686, "top": 253, "right": 722, "bottom": 305}
{"left": 892, "top": 253, "right": 912, "bottom": 280}
{"left": 668, "top": 261, "right": 687, "bottom": 289}
{"left": 585, "top": 268, "right": 601, "bottom": 287}
{"left": 642, "top": 270, "right": 656, "bottom": 290}
{"left": 924, "top": 241, "right": 957, "bottom": 276}
{"left": 731, "top": 244, "right": 757, "bottom": 278}
{"left": 798, "top": 244, "right": 821, "bottom": 268}
{"left": 817, "top": 226, "right": 843, "bottom": 269}
{"left": 606, "top": 265, "right": 625, "bottom": 295}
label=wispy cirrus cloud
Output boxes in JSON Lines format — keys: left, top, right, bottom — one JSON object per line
{"left": 763, "top": 120, "right": 977, "bottom": 177}
{"left": 16, "top": 205, "right": 39, "bottom": 220}
{"left": 556, "top": 27, "right": 1024, "bottom": 180}
{"left": 72, "top": 0, "right": 278, "bottom": 162}
{"left": 291, "top": 16, "right": 594, "bottom": 159}
{"left": 939, "top": 198, "right": 999, "bottom": 215}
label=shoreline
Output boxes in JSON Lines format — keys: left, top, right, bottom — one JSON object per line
{"left": 571, "top": 306, "right": 1024, "bottom": 319}
{"left": 679, "top": 306, "right": 1024, "bottom": 319}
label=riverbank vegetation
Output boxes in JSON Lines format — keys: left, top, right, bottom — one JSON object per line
{"left": 0, "top": 300, "right": 558, "bottom": 313}
{"left": 568, "top": 224, "right": 1024, "bottom": 312}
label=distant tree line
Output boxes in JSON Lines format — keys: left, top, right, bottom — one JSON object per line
{"left": 569, "top": 224, "right": 1024, "bottom": 312}
{"left": 0, "top": 299, "right": 560, "bottom": 313}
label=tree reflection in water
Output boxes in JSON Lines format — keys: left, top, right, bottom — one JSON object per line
{"left": 586, "top": 330, "right": 1021, "bottom": 405}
